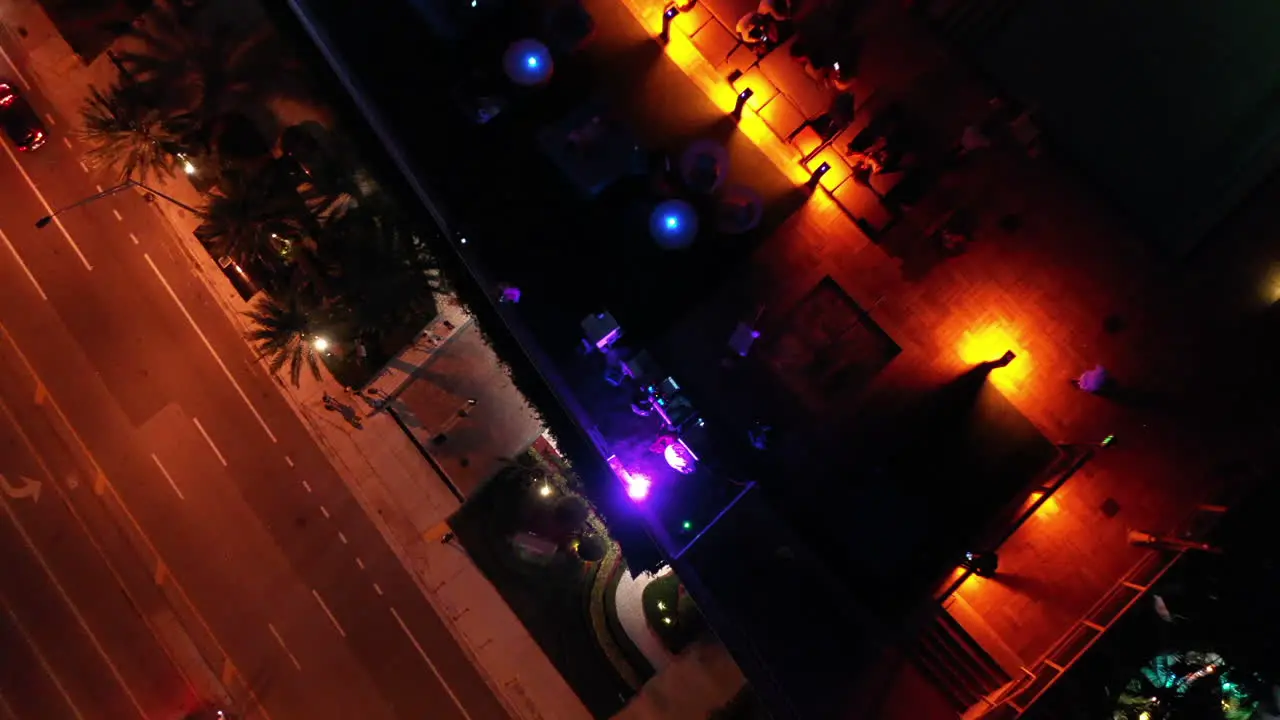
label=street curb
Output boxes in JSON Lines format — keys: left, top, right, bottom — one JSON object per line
{"left": 0, "top": 3, "right": 576, "bottom": 716}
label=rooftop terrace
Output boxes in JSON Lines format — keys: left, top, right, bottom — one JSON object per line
{"left": 276, "top": 0, "right": 1280, "bottom": 714}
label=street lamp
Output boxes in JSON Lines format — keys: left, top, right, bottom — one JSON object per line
{"left": 34, "top": 178, "right": 200, "bottom": 229}
{"left": 313, "top": 336, "right": 330, "bottom": 353}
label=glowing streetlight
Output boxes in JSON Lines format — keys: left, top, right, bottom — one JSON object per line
{"left": 182, "top": 158, "right": 197, "bottom": 175}
{"left": 538, "top": 484, "right": 552, "bottom": 498}
{"left": 313, "top": 336, "right": 330, "bottom": 353}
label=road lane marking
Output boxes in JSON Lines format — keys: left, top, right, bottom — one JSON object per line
{"left": 373, "top": 583, "right": 383, "bottom": 596}
{"left": 0, "top": 139, "right": 93, "bottom": 270}
{"left": 319, "top": 505, "right": 330, "bottom": 519}
{"left": 0, "top": 689, "right": 19, "bottom": 720}
{"left": 390, "top": 607, "right": 472, "bottom": 720}
{"left": 78, "top": 160, "right": 88, "bottom": 172}
{"left": 0, "top": 597, "right": 87, "bottom": 720}
{"left": 112, "top": 209, "right": 123, "bottom": 221}
{"left": 95, "top": 183, "right": 103, "bottom": 193}
{"left": 144, "top": 254, "right": 277, "bottom": 442}
{"left": 311, "top": 590, "right": 346, "bottom": 637}
{"left": 43, "top": 112, "right": 54, "bottom": 126}
{"left": 128, "top": 232, "right": 139, "bottom": 245}
{"left": 284, "top": 455, "right": 294, "bottom": 468}
{"left": 267, "top": 624, "right": 302, "bottom": 671}
{"left": 61, "top": 136, "right": 72, "bottom": 149}
{"left": 0, "top": 228, "right": 47, "bottom": 299}
{"left": 0, "top": 498, "right": 149, "bottom": 718}
{"left": 301, "top": 480, "right": 312, "bottom": 493}
{"left": 0, "top": 333, "right": 262, "bottom": 717}
{"left": 191, "top": 417, "right": 227, "bottom": 466}
{"left": 338, "top": 532, "right": 347, "bottom": 544}
{"left": 0, "top": 43, "right": 31, "bottom": 88}
{"left": 355, "top": 557, "right": 365, "bottom": 570}
{"left": 0, "top": 395, "right": 200, "bottom": 704}
{"left": 150, "top": 454, "right": 185, "bottom": 500}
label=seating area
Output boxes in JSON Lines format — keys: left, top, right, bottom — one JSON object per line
{"left": 657, "top": 0, "right": 938, "bottom": 237}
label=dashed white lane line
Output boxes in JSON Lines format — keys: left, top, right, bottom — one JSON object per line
{"left": 44, "top": 113, "right": 55, "bottom": 126}
{"left": 128, "top": 232, "right": 139, "bottom": 245}
{"left": 0, "top": 138, "right": 93, "bottom": 271}
{"left": 61, "top": 136, "right": 72, "bottom": 149}
{"left": 78, "top": 160, "right": 88, "bottom": 173}
{"left": 143, "top": 254, "right": 278, "bottom": 442}
{"left": 0, "top": 228, "right": 46, "bottom": 300}
{"left": 191, "top": 417, "right": 227, "bottom": 467}
{"left": 111, "top": 209, "right": 122, "bottom": 221}
{"left": 373, "top": 583, "right": 383, "bottom": 596}
{"left": 267, "top": 623, "right": 302, "bottom": 671}
{"left": 319, "top": 506, "right": 330, "bottom": 519}
{"left": 301, "top": 480, "right": 312, "bottom": 493}
{"left": 390, "top": 607, "right": 472, "bottom": 720}
{"left": 338, "top": 532, "right": 348, "bottom": 545}
{"left": 94, "top": 183, "right": 103, "bottom": 193}
{"left": 0, "top": 44, "right": 32, "bottom": 88}
{"left": 311, "top": 590, "right": 346, "bottom": 638}
{"left": 355, "top": 557, "right": 365, "bottom": 570}
{"left": 150, "top": 453, "right": 185, "bottom": 500}
{"left": 284, "top": 455, "right": 294, "bottom": 468}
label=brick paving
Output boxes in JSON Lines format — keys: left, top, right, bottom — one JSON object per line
{"left": 603, "top": 0, "right": 1280, "bottom": 713}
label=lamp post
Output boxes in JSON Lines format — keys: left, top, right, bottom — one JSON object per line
{"left": 34, "top": 178, "right": 200, "bottom": 229}
{"left": 659, "top": 4, "right": 679, "bottom": 44}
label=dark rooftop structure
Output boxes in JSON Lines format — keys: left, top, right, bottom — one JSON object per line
{"left": 937, "top": 0, "right": 1280, "bottom": 255}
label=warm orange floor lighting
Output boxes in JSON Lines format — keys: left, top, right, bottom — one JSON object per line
{"left": 957, "top": 323, "right": 1032, "bottom": 391}
{"left": 621, "top": 3, "right": 811, "bottom": 187}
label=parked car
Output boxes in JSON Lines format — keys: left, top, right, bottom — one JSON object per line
{"left": 0, "top": 81, "right": 47, "bottom": 151}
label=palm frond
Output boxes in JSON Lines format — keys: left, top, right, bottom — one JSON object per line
{"left": 243, "top": 293, "right": 324, "bottom": 387}
{"left": 78, "top": 84, "right": 189, "bottom": 181}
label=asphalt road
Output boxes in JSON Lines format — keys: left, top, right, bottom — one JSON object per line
{"left": 0, "top": 40, "right": 509, "bottom": 720}
{"left": 0, "top": 390, "right": 192, "bottom": 719}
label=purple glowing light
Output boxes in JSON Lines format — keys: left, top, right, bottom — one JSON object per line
{"left": 607, "top": 454, "right": 653, "bottom": 502}
{"left": 625, "top": 472, "right": 652, "bottom": 500}
{"left": 663, "top": 443, "right": 696, "bottom": 474}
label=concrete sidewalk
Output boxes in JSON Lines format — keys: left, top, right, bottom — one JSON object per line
{"left": 0, "top": 2, "right": 589, "bottom": 718}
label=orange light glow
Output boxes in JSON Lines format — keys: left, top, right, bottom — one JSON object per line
{"left": 731, "top": 68, "right": 778, "bottom": 111}
{"left": 957, "top": 323, "right": 1032, "bottom": 391}
{"left": 633, "top": 14, "right": 811, "bottom": 187}
{"left": 806, "top": 149, "right": 852, "bottom": 191}
{"left": 1021, "top": 490, "right": 1061, "bottom": 520}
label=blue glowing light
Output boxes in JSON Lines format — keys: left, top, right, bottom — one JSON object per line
{"left": 650, "top": 199, "right": 698, "bottom": 249}
{"left": 503, "top": 39, "right": 554, "bottom": 86}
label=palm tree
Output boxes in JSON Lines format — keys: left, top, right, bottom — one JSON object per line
{"left": 78, "top": 84, "right": 190, "bottom": 181}
{"left": 244, "top": 293, "right": 328, "bottom": 387}
{"left": 316, "top": 205, "right": 443, "bottom": 337}
{"left": 113, "top": 2, "right": 302, "bottom": 155}
{"left": 195, "top": 168, "right": 312, "bottom": 274}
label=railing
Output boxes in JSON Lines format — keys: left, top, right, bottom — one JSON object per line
{"left": 981, "top": 497, "right": 1239, "bottom": 718}
{"left": 934, "top": 444, "right": 1094, "bottom": 604}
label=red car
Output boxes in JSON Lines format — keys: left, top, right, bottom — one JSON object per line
{"left": 0, "top": 82, "right": 46, "bottom": 151}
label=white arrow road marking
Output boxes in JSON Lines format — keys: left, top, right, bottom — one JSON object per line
{"left": 0, "top": 473, "right": 41, "bottom": 502}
